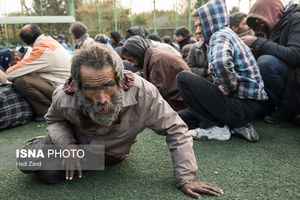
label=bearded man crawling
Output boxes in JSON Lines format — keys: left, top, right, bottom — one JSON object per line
{"left": 17, "top": 43, "right": 223, "bottom": 199}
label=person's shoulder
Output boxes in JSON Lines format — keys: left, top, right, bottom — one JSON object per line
{"left": 130, "top": 73, "right": 158, "bottom": 94}
{"left": 52, "top": 85, "right": 76, "bottom": 109}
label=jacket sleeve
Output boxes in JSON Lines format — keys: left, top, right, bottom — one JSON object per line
{"left": 209, "top": 34, "right": 238, "bottom": 93}
{"left": 148, "top": 60, "right": 167, "bottom": 98}
{"left": 6, "top": 46, "right": 50, "bottom": 81}
{"left": 144, "top": 82, "right": 198, "bottom": 188}
{"left": 45, "top": 87, "right": 77, "bottom": 149}
{"left": 252, "top": 14, "right": 300, "bottom": 68}
{"left": 187, "top": 44, "right": 206, "bottom": 77}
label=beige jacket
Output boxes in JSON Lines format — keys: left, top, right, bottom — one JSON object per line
{"left": 45, "top": 74, "right": 198, "bottom": 187}
{"left": 6, "top": 35, "right": 72, "bottom": 88}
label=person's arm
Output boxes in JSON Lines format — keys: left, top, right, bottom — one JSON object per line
{"left": 45, "top": 86, "right": 81, "bottom": 180}
{"left": 209, "top": 34, "right": 237, "bottom": 94}
{"left": 45, "top": 86, "right": 77, "bottom": 149}
{"left": 6, "top": 45, "right": 50, "bottom": 81}
{"left": 246, "top": 14, "right": 300, "bottom": 68}
{"left": 143, "top": 81, "right": 222, "bottom": 197}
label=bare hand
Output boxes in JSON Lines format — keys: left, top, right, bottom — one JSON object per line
{"left": 241, "top": 35, "right": 257, "bottom": 47}
{"left": 218, "top": 85, "right": 229, "bottom": 96}
{"left": 61, "top": 143, "right": 83, "bottom": 180}
{"left": 181, "top": 181, "right": 223, "bottom": 199}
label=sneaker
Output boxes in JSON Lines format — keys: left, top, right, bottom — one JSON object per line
{"left": 188, "top": 125, "right": 231, "bottom": 141}
{"left": 231, "top": 123, "right": 259, "bottom": 142}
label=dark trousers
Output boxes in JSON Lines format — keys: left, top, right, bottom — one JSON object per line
{"left": 176, "top": 71, "right": 269, "bottom": 129}
{"left": 18, "top": 135, "right": 126, "bottom": 184}
{"left": 14, "top": 75, "right": 55, "bottom": 117}
{"left": 257, "top": 55, "right": 289, "bottom": 107}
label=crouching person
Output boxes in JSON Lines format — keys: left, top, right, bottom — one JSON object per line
{"left": 177, "top": 0, "right": 269, "bottom": 142}
{"left": 17, "top": 43, "right": 223, "bottom": 198}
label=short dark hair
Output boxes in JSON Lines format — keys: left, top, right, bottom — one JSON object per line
{"left": 71, "top": 43, "right": 124, "bottom": 89}
{"left": 229, "top": 12, "right": 247, "bottom": 28}
{"left": 147, "top": 34, "right": 162, "bottom": 42}
{"left": 70, "top": 22, "right": 87, "bottom": 39}
{"left": 174, "top": 26, "right": 190, "bottom": 38}
{"left": 19, "top": 24, "right": 43, "bottom": 45}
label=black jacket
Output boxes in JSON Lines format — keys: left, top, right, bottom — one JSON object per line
{"left": 178, "top": 37, "right": 195, "bottom": 52}
{"left": 253, "top": 4, "right": 300, "bottom": 117}
{"left": 252, "top": 4, "right": 300, "bottom": 68}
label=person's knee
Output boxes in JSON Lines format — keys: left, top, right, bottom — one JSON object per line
{"left": 13, "top": 76, "right": 26, "bottom": 87}
{"left": 37, "top": 170, "right": 64, "bottom": 184}
{"left": 176, "top": 70, "right": 191, "bottom": 86}
{"left": 257, "top": 55, "right": 279, "bottom": 73}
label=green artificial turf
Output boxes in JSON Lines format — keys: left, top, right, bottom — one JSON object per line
{"left": 0, "top": 121, "right": 299, "bottom": 200}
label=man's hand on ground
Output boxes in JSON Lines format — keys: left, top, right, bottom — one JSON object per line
{"left": 181, "top": 180, "right": 223, "bottom": 199}
{"left": 61, "top": 143, "right": 82, "bottom": 180}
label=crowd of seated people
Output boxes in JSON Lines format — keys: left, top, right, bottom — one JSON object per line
{"left": 0, "top": 0, "right": 299, "bottom": 134}
{"left": 0, "top": 0, "right": 299, "bottom": 198}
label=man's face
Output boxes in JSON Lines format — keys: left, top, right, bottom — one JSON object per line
{"left": 237, "top": 17, "right": 250, "bottom": 34}
{"left": 253, "top": 18, "right": 269, "bottom": 35}
{"left": 76, "top": 65, "right": 124, "bottom": 126}
{"left": 174, "top": 34, "right": 184, "bottom": 42}
{"left": 124, "top": 55, "right": 140, "bottom": 68}
{"left": 110, "top": 36, "right": 116, "bottom": 45}
{"left": 194, "top": 16, "right": 204, "bottom": 41}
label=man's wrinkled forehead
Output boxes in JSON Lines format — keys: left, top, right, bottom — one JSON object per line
{"left": 80, "top": 65, "right": 116, "bottom": 86}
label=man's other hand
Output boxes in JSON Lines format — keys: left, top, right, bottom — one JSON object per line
{"left": 181, "top": 181, "right": 223, "bottom": 199}
{"left": 61, "top": 143, "right": 83, "bottom": 180}
{"left": 241, "top": 35, "right": 257, "bottom": 47}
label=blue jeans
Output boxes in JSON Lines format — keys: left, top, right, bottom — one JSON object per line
{"left": 257, "top": 55, "right": 289, "bottom": 106}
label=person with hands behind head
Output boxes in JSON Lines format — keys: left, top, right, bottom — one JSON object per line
{"left": 17, "top": 42, "right": 223, "bottom": 199}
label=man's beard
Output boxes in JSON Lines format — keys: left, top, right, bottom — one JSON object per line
{"left": 75, "top": 88, "right": 124, "bottom": 127}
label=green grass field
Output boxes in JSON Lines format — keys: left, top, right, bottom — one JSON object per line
{"left": 0, "top": 121, "right": 299, "bottom": 200}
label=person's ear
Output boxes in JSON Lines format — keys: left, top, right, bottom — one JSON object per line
{"left": 72, "top": 35, "right": 77, "bottom": 42}
{"left": 231, "top": 25, "right": 238, "bottom": 33}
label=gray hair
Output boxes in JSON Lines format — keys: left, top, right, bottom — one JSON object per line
{"left": 71, "top": 43, "right": 124, "bottom": 89}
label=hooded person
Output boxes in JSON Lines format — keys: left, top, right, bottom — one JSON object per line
{"left": 125, "top": 26, "right": 180, "bottom": 56}
{"left": 122, "top": 35, "right": 190, "bottom": 111}
{"left": 176, "top": 0, "right": 269, "bottom": 142}
{"left": 110, "top": 31, "right": 123, "bottom": 49}
{"left": 242, "top": 0, "right": 300, "bottom": 124}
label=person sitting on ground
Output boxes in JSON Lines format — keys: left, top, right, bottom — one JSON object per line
{"left": 176, "top": 0, "right": 268, "bottom": 142}
{"left": 186, "top": 32, "right": 210, "bottom": 77}
{"left": 181, "top": 44, "right": 193, "bottom": 63}
{"left": 174, "top": 26, "right": 196, "bottom": 52}
{"left": 125, "top": 26, "right": 181, "bottom": 56}
{"left": 54, "top": 34, "right": 73, "bottom": 55}
{"left": 110, "top": 31, "right": 123, "bottom": 49}
{"left": 229, "top": 12, "right": 254, "bottom": 37}
{"left": 147, "top": 34, "right": 162, "bottom": 42}
{"left": 122, "top": 36, "right": 190, "bottom": 111}
{"left": 0, "top": 49, "right": 13, "bottom": 72}
{"left": 125, "top": 26, "right": 150, "bottom": 40}
{"left": 70, "top": 21, "right": 94, "bottom": 49}
{"left": 241, "top": 0, "right": 300, "bottom": 124}
{"left": 17, "top": 43, "right": 223, "bottom": 199}
{"left": 162, "top": 35, "right": 180, "bottom": 52}
{"left": 5, "top": 24, "right": 72, "bottom": 122}
{"left": 94, "top": 33, "right": 113, "bottom": 50}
